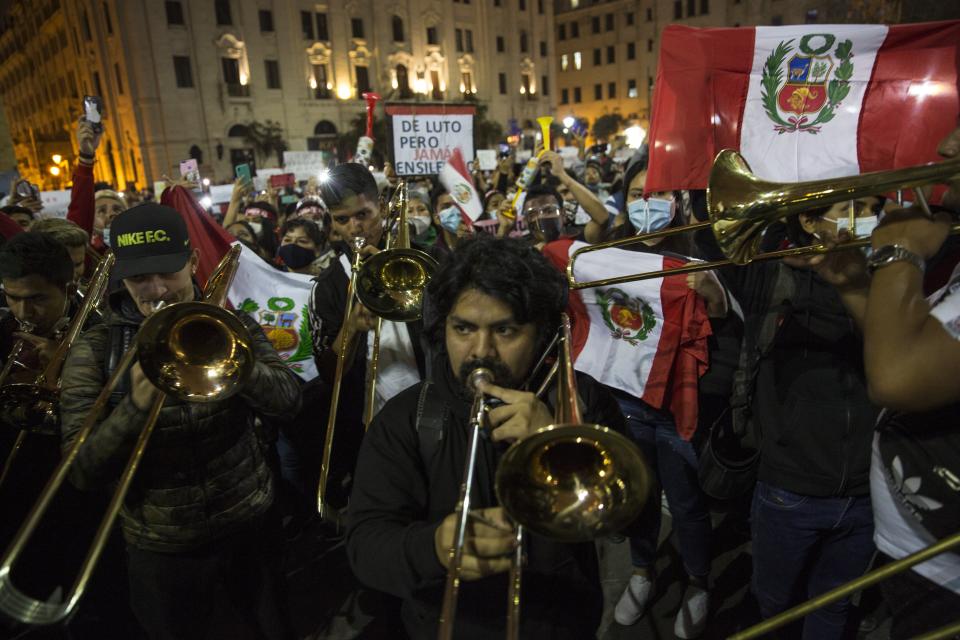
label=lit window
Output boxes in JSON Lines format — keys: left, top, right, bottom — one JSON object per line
{"left": 561, "top": 54, "right": 569, "bottom": 71}
{"left": 573, "top": 51, "right": 582, "bottom": 70}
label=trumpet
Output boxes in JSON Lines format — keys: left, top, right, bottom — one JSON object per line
{"left": 567, "top": 149, "right": 960, "bottom": 289}
{"left": 0, "top": 246, "right": 253, "bottom": 626}
{"left": 437, "top": 313, "right": 651, "bottom": 639}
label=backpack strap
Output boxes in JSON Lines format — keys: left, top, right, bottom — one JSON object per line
{"left": 415, "top": 381, "right": 449, "bottom": 466}
{"left": 104, "top": 324, "right": 135, "bottom": 409}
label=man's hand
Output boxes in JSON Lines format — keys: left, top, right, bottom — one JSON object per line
{"left": 478, "top": 382, "right": 553, "bottom": 443}
{"left": 785, "top": 231, "right": 870, "bottom": 291}
{"left": 539, "top": 150, "right": 569, "bottom": 182}
{"left": 129, "top": 361, "right": 160, "bottom": 412}
{"left": 347, "top": 302, "right": 379, "bottom": 334}
{"left": 13, "top": 332, "right": 58, "bottom": 367}
{"left": 359, "top": 245, "right": 381, "bottom": 259}
{"left": 76, "top": 118, "right": 102, "bottom": 158}
{"left": 434, "top": 507, "right": 516, "bottom": 580}
{"left": 872, "top": 208, "right": 953, "bottom": 260}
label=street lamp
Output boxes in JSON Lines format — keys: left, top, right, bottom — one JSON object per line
{"left": 49, "top": 166, "right": 61, "bottom": 176}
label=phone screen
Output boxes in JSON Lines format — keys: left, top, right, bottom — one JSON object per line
{"left": 235, "top": 164, "right": 252, "bottom": 184}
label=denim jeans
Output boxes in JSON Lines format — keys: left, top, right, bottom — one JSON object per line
{"left": 750, "top": 481, "right": 875, "bottom": 640}
{"left": 615, "top": 391, "right": 713, "bottom": 579}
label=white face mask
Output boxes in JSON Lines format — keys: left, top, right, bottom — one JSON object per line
{"left": 830, "top": 214, "right": 879, "bottom": 238}
{"left": 410, "top": 215, "right": 431, "bottom": 236}
{"left": 248, "top": 221, "right": 263, "bottom": 235}
{"left": 101, "top": 227, "right": 111, "bottom": 246}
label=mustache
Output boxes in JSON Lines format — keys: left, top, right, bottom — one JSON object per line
{"left": 457, "top": 357, "right": 516, "bottom": 391}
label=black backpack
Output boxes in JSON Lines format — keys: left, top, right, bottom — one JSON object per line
{"left": 698, "top": 264, "right": 796, "bottom": 500}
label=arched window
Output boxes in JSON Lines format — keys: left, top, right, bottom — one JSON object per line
{"left": 392, "top": 16, "right": 404, "bottom": 43}
{"left": 314, "top": 121, "right": 337, "bottom": 136}
{"left": 189, "top": 144, "right": 203, "bottom": 164}
{"left": 396, "top": 64, "right": 411, "bottom": 99}
{"left": 228, "top": 124, "right": 250, "bottom": 138}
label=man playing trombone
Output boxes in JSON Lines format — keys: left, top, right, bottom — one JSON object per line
{"left": 346, "top": 236, "right": 627, "bottom": 639}
{"left": 59, "top": 204, "right": 301, "bottom": 639}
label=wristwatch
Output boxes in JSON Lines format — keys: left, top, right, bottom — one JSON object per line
{"left": 867, "top": 244, "right": 925, "bottom": 275}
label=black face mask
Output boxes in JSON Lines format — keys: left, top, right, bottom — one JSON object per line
{"left": 277, "top": 243, "right": 315, "bottom": 270}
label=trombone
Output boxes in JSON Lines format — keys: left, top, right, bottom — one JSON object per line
{"left": 567, "top": 149, "right": 960, "bottom": 289}
{"left": 0, "top": 253, "right": 114, "bottom": 491}
{"left": 0, "top": 246, "right": 253, "bottom": 626}
{"left": 317, "top": 180, "right": 437, "bottom": 520}
{"left": 438, "top": 313, "right": 651, "bottom": 639}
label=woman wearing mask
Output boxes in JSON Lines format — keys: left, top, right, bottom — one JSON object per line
{"left": 222, "top": 177, "right": 279, "bottom": 258}
{"left": 604, "top": 153, "right": 728, "bottom": 639}
{"left": 227, "top": 220, "right": 269, "bottom": 261}
{"left": 431, "top": 188, "right": 471, "bottom": 256}
{"left": 277, "top": 218, "right": 335, "bottom": 276}
{"left": 407, "top": 190, "right": 438, "bottom": 246}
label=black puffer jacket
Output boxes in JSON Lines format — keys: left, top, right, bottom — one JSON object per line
{"left": 60, "top": 290, "right": 302, "bottom": 552}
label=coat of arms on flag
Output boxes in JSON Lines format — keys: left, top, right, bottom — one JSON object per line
{"left": 595, "top": 288, "right": 657, "bottom": 345}
{"left": 763, "top": 34, "right": 853, "bottom": 134}
{"left": 236, "top": 296, "right": 314, "bottom": 374}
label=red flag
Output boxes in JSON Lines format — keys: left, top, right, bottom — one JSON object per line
{"left": 646, "top": 21, "right": 960, "bottom": 193}
{"left": 160, "top": 186, "right": 234, "bottom": 286}
{"left": 0, "top": 212, "right": 23, "bottom": 240}
{"left": 439, "top": 148, "right": 483, "bottom": 222}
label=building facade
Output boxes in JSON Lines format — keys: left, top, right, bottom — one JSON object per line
{"left": 553, "top": 0, "right": 959, "bottom": 142}
{"left": 0, "top": 0, "right": 556, "bottom": 190}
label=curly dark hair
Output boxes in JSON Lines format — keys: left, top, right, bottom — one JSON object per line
{"left": 424, "top": 235, "right": 567, "bottom": 353}
{"left": 279, "top": 218, "right": 324, "bottom": 247}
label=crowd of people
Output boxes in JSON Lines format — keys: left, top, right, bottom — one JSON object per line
{"left": 0, "top": 105, "right": 957, "bottom": 640}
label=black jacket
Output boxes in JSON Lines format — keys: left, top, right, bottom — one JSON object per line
{"left": 346, "top": 362, "right": 624, "bottom": 639}
{"left": 723, "top": 262, "right": 879, "bottom": 497}
{"left": 59, "top": 288, "right": 302, "bottom": 552}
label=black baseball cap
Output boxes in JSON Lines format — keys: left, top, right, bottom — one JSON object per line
{"left": 110, "top": 203, "right": 193, "bottom": 279}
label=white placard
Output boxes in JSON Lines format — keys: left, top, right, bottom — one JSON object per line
{"left": 282, "top": 151, "right": 326, "bottom": 181}
{"left": 476, "top": 149, "right": 497, "bottom": 171}
{"left": 39, "top": 190, "right": 71, "bottom": 218}
{"left": 558, "top": 146, "right": 580, "bottom": 169}
{"left": 391, "top": 112, "right": 474, "bottom": 176}
{"left": 209, "top": 184, "right": 235, "bottom": 204}
{"left": 253, "top": 168, "right": 284, "bottom": 192}
{"left": 516, "top": 149, "right": 532, "bottom": 163}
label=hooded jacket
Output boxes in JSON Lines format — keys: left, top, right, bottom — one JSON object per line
{"left": 346, "top": 361, "right": 624, "bottom": 639}
{"left": 59, "top": 287, "right": 302, "bottom": 552}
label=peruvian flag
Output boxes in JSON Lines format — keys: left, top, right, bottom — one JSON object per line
{"left": 542, "top": 239, "right": 712, "bottom": 441}
{"left": 645, "top": 21, "right": 960, "bottom": 192}
{"left": 438, "top": 147, "right": 483, "bottom": 222}
{"left": 160, "top": 186, "right": 318, "bottom": 381}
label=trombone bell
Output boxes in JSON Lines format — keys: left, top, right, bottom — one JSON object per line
{"left": 496, "top": 423, "right": 650, "bottom": 542}
{"left": 137, "top": 302, "right": 254, "bottom": 402}
{"left": 355, "top": 247, "right": 438, "bottom": 322}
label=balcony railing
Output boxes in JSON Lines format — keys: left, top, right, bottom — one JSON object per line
{"left": 226, "top": 83, "right": 250, "bottom": 97}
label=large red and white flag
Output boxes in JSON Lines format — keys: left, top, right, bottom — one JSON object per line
{"left": 161, "top": 186, "right": 318, "bottom": 381}
{"left": 645, "top": 21, "right": 960, "bottom": 192}
{"left": 438, "top": 147, "right": 483, "bottom": 222}
{"left": 543, "top": 239, "right": 712, "bottom": 440}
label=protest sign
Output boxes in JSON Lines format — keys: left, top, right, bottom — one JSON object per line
{"left": 39, "top": 190, "right": 71, "bottom": 218}
{"left": 386, "top": 104, "right": 475, "bottom": 176}
{"left": 476, "top": 149, "right": 497, "bottom": 171}
{"left": 208, "top": 184, "right": 235, "bottom": 204}
{"left": 282, "top": 151, "right": 326, "bottom": 181}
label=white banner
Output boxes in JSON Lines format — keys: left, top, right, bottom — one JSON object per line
{"left": 227, "top": 243, "right": 318, "bottom": 381}
{"left": 389, "top": 108, "right": 474, "bottom": 176}
{"left": 208, "top": 184, "right": 235, "bottom": 204}
{"left": 282, "top": 151, "right": 326, "bottom": 181}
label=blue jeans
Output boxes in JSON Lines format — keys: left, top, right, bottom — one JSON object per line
{"left": 615, "top": 391, "right": 713, "bottom": 579}
{"left": 750, "top": 481, "right": 875, "bottom": 640}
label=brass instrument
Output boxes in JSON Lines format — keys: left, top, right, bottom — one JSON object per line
{"left": 730, "top": 530, "right": 960, "bottom": 639}
{"left": 357, "top": 180, "right": 438, "bottom": 426}
{"left": 0, "top": 246, "right": 252, "bottom": 626}
{"left": 317, "top": 182, "right": 438, "bottom": 519}
{"left": 437, "top": 314, "right": 651, "bottom": 639}
{"left": 568, "top": 149, "right": 960, "bottom": 289}
{"left": 0, "top": 320, "right": 36, "bottom": 388}
{"left": 0, "top": 254, "right": 114, "bottom": 492}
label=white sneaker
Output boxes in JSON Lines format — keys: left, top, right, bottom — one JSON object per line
{"left": 614, "top": 573, "right": 655, "bottom": 626}
{"left": 674, "top": 585, "right": 710, "bottom": 639}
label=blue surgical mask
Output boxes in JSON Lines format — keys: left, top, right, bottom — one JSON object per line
{"left": 439, "top": 206, "right": 462, "bottom": 233}
{"left": 627, "top": 197, "right": 674, "bottom": 234}
{"left": 101, "top": 227, "right": 110, "bottom": 247}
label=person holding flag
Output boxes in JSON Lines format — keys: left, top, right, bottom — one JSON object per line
{"left": 544, "top": 151, "right": 729, "bottom": 638}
